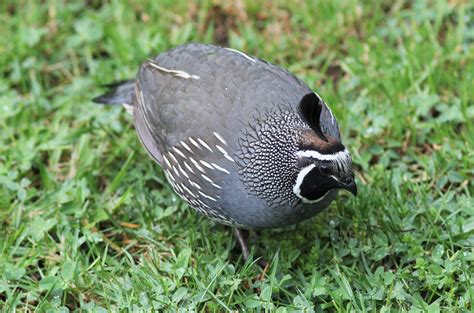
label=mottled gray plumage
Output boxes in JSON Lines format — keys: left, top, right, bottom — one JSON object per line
{"left": 94, "top": 43, "right": 355, "bottom": 229}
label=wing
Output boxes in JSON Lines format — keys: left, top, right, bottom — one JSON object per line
{"left": 135, "top": 43, "right": 324, "bottom": 151}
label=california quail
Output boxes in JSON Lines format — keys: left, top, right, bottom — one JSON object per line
{"left": 94, "top": 43, "right": 357, "bottom": 260}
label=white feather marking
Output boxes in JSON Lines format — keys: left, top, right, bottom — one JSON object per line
{"left": 180, "top": 183, "right": 196, "bottom": 198}
{"left": 173, "top": 146, "right": 186, "bottom": 159}
{"left": 213, "top": 132, "right": 228, "bottom": 146}
{"left": 138, "top": 85, "right": 145, "bottom": 106}
{"left": 172, "top": 165, "right": 180, "bottom": 177}
{"left": 199, "top": 160, "right": 214, "bottom": 169}
{"left": 189, "top": 137, "right": 201, "bottom": 149}
{"left": 198, "top": 191, "right": 217, "bottom": 202}
{"left": 174, "top": 183, "right": 183, "bottom": 193}
{"left": 190, "top": 157, "right": 205, "bottom": 173}
{"left": 224, "top": 47, "right": 256, "bottom": 62}
{"left": 168, "top": 152, "right": 178, "bottom": 164}
{"left": 137, "top": 85, "right": 155, "bottom": 143}
{"left": 216, "top": 144, "right": 236, "bottom": 162}
{"left": 181, "top": 141, "right": 193, "bottom": 153}
{"left": 178, "top": 164, "right": 189, "bottom": 178}
{"left": 211, "top": 163, "right": 230, "bottom": 174}
{"left": 329, "top": 175, "right": 341, "bottom": 183}
{"left": 196, "top": 199, "right": 210, "bottom": 208}
{"left": 211, "top": 182, "right": 222, "bottom": 189}
{"left": 163, "top": 155, "right": 171, "bottom": 168}
{"left": 197, "top": 138, "right": 213, "bottom": 152}
{"left": 215, "top": 144, "right": 228, "bottom": 155}
{"left": 147, "top": 60, "right": 200, "bottom": 79}
{"left": 164, "top": 169, "right": 173, "bottom": 181}
{"left": 319, "top": 98, "right": 336, "bottom": 125}
{"left": 224, "top": 154, "right": 236, "bottom": 162}
{"left": 189, "top": 180, "right": 202, "bottom": 190}
{"left": 122, "top": 103, "right": 134, "bottom": 115}
{"left": 200, "top": 174, "right": 214, "bottom": 183}
{"left": 183, "top": 161, "right": 195, "bottom": 174}
{"left": 296, "top": 148, "right": 350, "bottom": 162}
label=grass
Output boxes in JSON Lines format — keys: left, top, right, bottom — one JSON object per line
{"left": 1, "top": 0, "right": 473, "bottom": 311}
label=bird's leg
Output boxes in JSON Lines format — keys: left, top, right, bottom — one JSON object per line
{"left": 233, "top": 228, "right": 250, "bottom": 261}
{"left": 233, "top": 228, "right": 268, "bottom": 268}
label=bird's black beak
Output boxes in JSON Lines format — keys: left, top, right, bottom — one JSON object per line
{"left": 345, "top": 181, "right": 357, "bottom": 196}
{"left": 340, "top": 176, "right": 357, "bottom": 196}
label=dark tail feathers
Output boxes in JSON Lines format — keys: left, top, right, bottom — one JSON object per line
{"left": 93, "top": 79, "right": 135, "bottom": 105}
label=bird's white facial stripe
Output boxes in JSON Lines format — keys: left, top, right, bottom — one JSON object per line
{"left": 296, "top": 148, "right": 349, "bottom": 161}
{"left": 297, "top": 148, "right": 352, "bottom": 176}
{"left": 293, "top": 164, "right": 329, "bottom": 203}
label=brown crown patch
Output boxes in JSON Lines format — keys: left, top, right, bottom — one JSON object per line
{"left": 298, "top": 129, "right": 345, "bottom": 154}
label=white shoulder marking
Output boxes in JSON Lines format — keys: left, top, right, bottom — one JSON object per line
{"left": 147, "top": 60, "right": 200, "bottom": 79}
{"left": 225, "top": 48, "right": 256, "bottom": 62}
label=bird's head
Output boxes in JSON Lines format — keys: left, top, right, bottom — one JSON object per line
{"left": 293, "top": 93, "right": 357, "bottom": 203}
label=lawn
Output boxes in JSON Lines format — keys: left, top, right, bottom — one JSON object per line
{"left": 1, "top": 0, "right": 473, "bottom": 311}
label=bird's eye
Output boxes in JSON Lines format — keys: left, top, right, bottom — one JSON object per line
{"left": 319, "top": 165, "right": 331, "bottom": 176}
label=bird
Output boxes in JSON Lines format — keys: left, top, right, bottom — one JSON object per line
{"left": 93, "top": 43, "right": 357, "bottom": 263}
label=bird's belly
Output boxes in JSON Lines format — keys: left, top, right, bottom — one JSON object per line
{"left": 214, "top": 181, "right": 338, "bottom": 228}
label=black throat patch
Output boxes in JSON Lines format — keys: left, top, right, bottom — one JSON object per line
{"left": 298, "top": 166, "right": 340, "bottom": 201}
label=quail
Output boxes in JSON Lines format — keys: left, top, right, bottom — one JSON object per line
{"left": 94, "top": 43, "right": 357, "bottom": 262}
